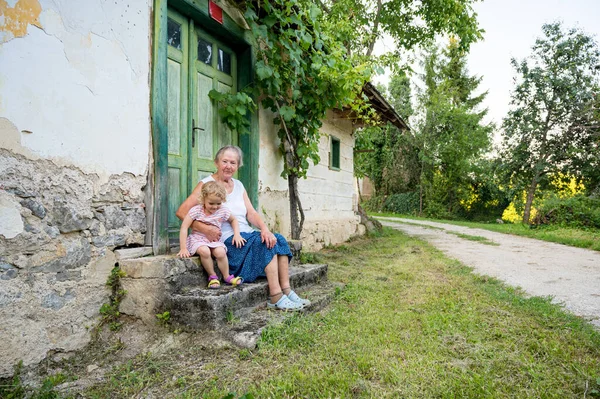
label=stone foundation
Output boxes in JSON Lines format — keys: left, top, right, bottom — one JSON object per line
{"left": 0, "top": 149, "right": 147, "bottom": 377}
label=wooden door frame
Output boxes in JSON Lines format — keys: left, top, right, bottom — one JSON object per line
{"left": 151, "top": 0, "right": 258, "bottom": 254}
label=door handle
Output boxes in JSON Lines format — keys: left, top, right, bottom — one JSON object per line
{"left": 192, "top": 119, "right": 205, "bottom": 148}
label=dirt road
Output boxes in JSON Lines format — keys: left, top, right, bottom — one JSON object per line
{"left": 378, "top": 217, "right": 600, "bottom": 328}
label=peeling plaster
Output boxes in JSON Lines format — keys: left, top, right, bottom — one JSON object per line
{"left": 0, "top": 1, "right": 151, "bottom": 177}
{"left": 0, "top": 0, "right": 42, "bottom": 44}
{"left": 0, "top": 191, "right": 24, "bottom": 239}
{"left": 0, "top": 117, "right": 39, "bottom": 159}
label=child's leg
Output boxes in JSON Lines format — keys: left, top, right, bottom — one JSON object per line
{"left": 197, "top": 246, "right": 216, "bottom": 276}
{"left": 211, "top": 247, "right": 229, "bottom": 277}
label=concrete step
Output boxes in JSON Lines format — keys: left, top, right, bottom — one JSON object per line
{"left": 167, "top": 264, "right": 328, "bottom": 330}
{"left": 118, "top": 254, "right": 328, "bottom": 328}
{"left": 226, "top": 281, "right": 343, "bottom": 349}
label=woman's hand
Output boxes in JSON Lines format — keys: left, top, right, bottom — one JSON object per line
{"left": 261, "top": 229, "right": 277, "bottom": 249}
{"left": 232, "top": 234, "right": 247, "bottom": 248}
{"left": 191, "top": 221, "right": 221, "bottom": 242}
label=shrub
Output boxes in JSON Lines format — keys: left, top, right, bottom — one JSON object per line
{"left": 534, "top": 195, "right": 600, "bottom": 228}
{"left": 383, "top": 192, "right": 420, "bottom": 215}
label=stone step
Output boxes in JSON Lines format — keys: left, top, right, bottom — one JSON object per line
{"left": 167, "top": 263, "right": 328, "bottom": 330}
{"left": 226, "top": 281, "right": 343, "bottom": 349}
{"left": 118, "top": 254, "right": 328, "bottom": 328}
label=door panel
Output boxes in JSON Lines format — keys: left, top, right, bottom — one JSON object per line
{"left": 166, "top": 8, "right": 239, "bottom": 242}
{"left": 166, "top": 10, "right": 188, "bottom": 240}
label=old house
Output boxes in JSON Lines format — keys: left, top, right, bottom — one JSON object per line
{"left": 0, "top": 0, "right": 403, "bottom": 375}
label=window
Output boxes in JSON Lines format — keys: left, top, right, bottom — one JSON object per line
{"left": 330, "top": 136, "right": 340, "bottom": 170}
{"left": 167, "top": 18, "right": 182, "bottom": 49}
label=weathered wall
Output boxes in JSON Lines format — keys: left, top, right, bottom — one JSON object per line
{"left": 0, "top": 0, "right": 151, "bottom": 377}
{"left": 258, "top": 109, "right": 364, "bottom": 251}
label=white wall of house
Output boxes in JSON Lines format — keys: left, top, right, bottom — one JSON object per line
{"left": 258, "top": 109, "right": 364, "bottom": 250}
{"left": 0, "top": 0, "right": 151, "bottom": 377}
{"left": 0, "top": 0, "right": 151, "bottom": 176}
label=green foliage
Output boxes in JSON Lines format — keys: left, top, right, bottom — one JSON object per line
{"left": 354, "top": 124, "right": 420, "bottom": 196}
{"left": 155, "top": 311, "right": 171, "bottom": 327}
{"left": 382, "top": 192, "right": 419, "bottom": 215}
{"left": 387, "top": 69, "right": 413, "bottom": 122}
{"left": 213, "top": 0, "right": 485, "bottom": 239}
{"left": 500, "top": 22, "right": 600, "bottom": 223}
{"left": 535, "top": 195, "right": 600, "bottom": 229}
{"left": 0, "top": 361, "right": 66, "bottom": 399}
{"left": 208, "top": 90, "right": 256, "bottom": 135}
{"left": 323, "top": 0, "right": 483, "bottom": 59}
{"left": 299, "top": 252, "right": 321, "bottom": 264}
{"left": 98, "top": 266, "right": 127, "bottom": 333}
{"left": 415, "top": 39, "right": 493, "bottom": 217}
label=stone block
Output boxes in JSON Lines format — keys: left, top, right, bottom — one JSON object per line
{"left": 120, "top": 256, "right": 201, "bottom": 279}
{"left": 50, "top": 198, "right": 93, "bottom": 233}
{"left": 114, "top": 247, "right": 153, "bottom": 261}
{"left": 120, "top": 278, "right": 169, "bottom": 324}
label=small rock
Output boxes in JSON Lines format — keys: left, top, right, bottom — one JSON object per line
{"left": 496, "top": 219, "right": 504, "bottom": 224}
{"left": 87, "top": 364, "right": 99, "bottom": 373}
{"left": 232, "top": 331, "right": 258, "bottom": 349}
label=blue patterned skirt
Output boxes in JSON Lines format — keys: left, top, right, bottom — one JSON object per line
{"left": 223, "top": 231, "right": 292, "bottom": 283}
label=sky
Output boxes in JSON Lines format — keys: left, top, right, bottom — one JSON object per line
{"left": 467, "top": 0, "right": 600, "bottom": 127}
{"left": 374, "top": 0, "right": 600, "bottom": 130}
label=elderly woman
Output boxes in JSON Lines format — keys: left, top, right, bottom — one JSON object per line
{"left": 176, "top": 145, "right": 310, "bottom": 311}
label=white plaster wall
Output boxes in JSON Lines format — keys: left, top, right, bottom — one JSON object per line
{"left": 0, "top": 0, "right": 152, "bottom": 176}
{"left": 258, "top": 108, "right": 363, "bottom": 250}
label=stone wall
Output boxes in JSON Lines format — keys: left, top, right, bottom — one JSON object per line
{"left": 0, "top": 149, "right": 147, "bottom": 377}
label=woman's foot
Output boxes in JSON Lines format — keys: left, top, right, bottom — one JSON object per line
{"left": 286, "top": 290, "right": 311, "bottom": 307}
{"left": 282, "top": 287, "right": 311, "bottom": 307}
{"left": 267, "top": 292, "right": 303, "bottom": 311}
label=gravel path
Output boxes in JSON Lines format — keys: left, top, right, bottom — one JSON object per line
{"left": 378, "top": 217, "right": 600, "bottom": 328}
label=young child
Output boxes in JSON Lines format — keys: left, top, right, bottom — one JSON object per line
{"left": 177, "top": 181, "right": 246, "bottom": 288}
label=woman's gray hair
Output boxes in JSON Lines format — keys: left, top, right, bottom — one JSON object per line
{"left": 214, "top": 145, "right": 244, "bottom": 167}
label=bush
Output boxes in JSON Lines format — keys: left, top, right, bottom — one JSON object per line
{"left": 534, "top": 195, "right": 600, "bottom": 228}
{"left": 361, "top": 196, "right": 386, "bottom": 212}
{"left": 382, "top": 192, "right": 420, "bottom": 215}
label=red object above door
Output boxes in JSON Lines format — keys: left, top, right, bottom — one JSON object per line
{"left": 209, "top": 1, "right": 223, "bottom": 24}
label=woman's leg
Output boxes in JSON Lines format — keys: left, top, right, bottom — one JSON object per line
{"left": 264, "top": 256, "right": 283, "bottom": 304}
{"left": 212, "top": 247, "right": 229, "bottom": 277}
{"left": 277, "top": 255, "right": 293, "bottom": 296}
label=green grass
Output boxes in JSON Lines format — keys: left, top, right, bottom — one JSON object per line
{"left": 372, "top": 212, "right": 600, "bottom": 251}
{"left": 446, "top": 231, "right": 500, "bottom": 245}
{"left": 79, "top": 229, "right": 600, "bottom": 398}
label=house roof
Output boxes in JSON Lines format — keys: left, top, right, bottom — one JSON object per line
{"left": 362, "top": 82, "right": 410, "bottom": 131}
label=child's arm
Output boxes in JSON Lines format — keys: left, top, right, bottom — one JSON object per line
{"left": 177, "top": 215, "right": 194, "bottom": 258}
{"left": 228, "top": 215, "right": 246, "bottom": 248}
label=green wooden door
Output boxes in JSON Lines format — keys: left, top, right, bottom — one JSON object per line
{"left": 166, "top": 8, "right": 238, "bottom": 240}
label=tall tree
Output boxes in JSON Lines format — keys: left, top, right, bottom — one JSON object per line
{"left": 216, "top": 0, "right": 485, "bottom": 238}
{"left": 416, "top": 39, "right": 492, "bottom": 217}
{"left": 388, "top": 69, "right": 414, "bottom": 123}
{"left": 500, "top": 22, "right": 600, "bottom": 223}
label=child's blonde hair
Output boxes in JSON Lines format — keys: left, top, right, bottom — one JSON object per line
{"left": 198, "top": 181, "right": 227, "bottom": 203}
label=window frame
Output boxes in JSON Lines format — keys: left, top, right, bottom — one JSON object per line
{"left": 329, "top": 135, "right": 341, "bottom": 171}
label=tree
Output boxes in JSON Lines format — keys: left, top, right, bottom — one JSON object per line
{"left": 216, "top": 0, "right": 485, "bottom": 239}
{"left": 388, "top": 69, "right": 414, "bottom": 123}
{"left": 500, "top": 22, "right": 600, "bottom": 223}
{"left": 415, "top": 39, "right": 493, "bottom": 217}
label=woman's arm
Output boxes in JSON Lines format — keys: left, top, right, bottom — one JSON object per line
{"left": 228, "top": 214, "right": 246, "bottom": 248}
{"left": 177, "top": 215, "right": 194, "bottom": 258}
{"left": 243, "top": 190, "right": 277, "bottom": 249}
{"left": 175, "top": 181, "right": 220, "bottom": 241}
